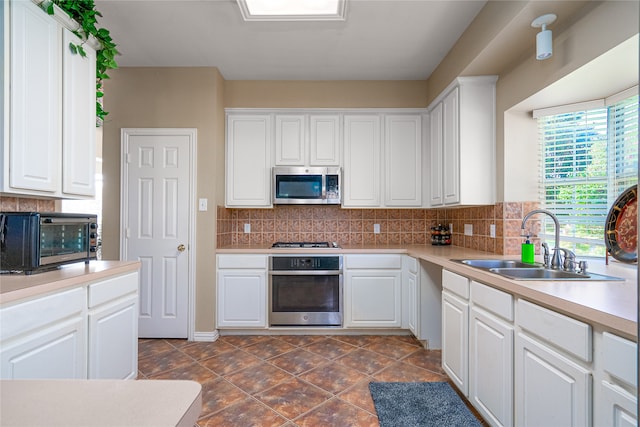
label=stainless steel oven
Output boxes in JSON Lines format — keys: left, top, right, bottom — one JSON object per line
{"left": 269, "top": 255, "right": 343, "bottom": 326}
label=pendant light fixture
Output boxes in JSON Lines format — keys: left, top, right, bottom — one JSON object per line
{"left": 531, "top": 14, "right": 557, "bottom": 60}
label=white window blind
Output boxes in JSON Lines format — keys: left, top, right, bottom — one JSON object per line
{"left": 537, "top": 94, "right": 638, "bottom": 256}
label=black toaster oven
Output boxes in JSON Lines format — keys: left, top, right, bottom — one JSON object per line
{"left": 0, "top": 212, "right": 98, "bottom": 274}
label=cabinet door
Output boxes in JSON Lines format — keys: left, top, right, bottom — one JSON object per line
{"left": 515, "top": 332, "right": 591, "bottom": 427}
{"left": 0, "top": 287, "right": 86, "bottom": 379}
{"left": 469, "top": 306, "right": 514, "bottom": 427}
{"left": 428, "top": 103, "right": 443, "bottom": 206}
{"left": 384, "top": 115, "right": 422, "bottom": 207}
{"left": 217, "top": 270, "right": 267, "bottom": 328}
{"left": 599, "top": 381, "right": 637, "bottom": 427}
{"left": 1, "top": 317, "right": 86, "bottom": 379}
{"left": 344, "top": 270, "right": 401, "bottom": 327}
{"left": 8, "top": 0, "right": 60, "bottom": 193}
{"left": 226, "top": 114, "right": 272, "bottom": 206}
{"left": 274, "top": 115, "right": 305, "bottom": 165}
{"left": 442, "top": 290, "right": 469, "bottom": 395}
{"left": 403, "top": 270, "right": 419, "bottom": 336}
{"left": 88, "top": 295, "right": 138, "bottom": 379}
{"left": 343, "top": 115, "right": 381, "bottom": 207}
{"left": 442, "top": 87, "right": 460, "bottom": 205}
{"left": 62, "top": 28, "right": 96, "bottom": 197}
{"left": 309, "top": 115, "right": 340, "bottom": 166}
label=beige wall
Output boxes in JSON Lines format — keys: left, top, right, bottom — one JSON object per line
{"left": 425, "top": 0, "right": 638, "bottom": 202}
{"left": 102, "top": 67, "right": 225, "bottom": 333}
{"left": 496, "top": 1, "right": 639, "bottom": 202}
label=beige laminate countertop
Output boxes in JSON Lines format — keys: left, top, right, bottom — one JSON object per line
{"left": 0, "top": 379, "right": 202, "bottom": 427}
{"left": 218, "top": 244, "right": 638, "bottom": 340}
{"left": 0, "top": 260, "right": 141, "bottom": 305}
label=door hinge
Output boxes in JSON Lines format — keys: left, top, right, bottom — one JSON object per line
{"left": 125, "top": 228, "right": 130, "bottom": 239}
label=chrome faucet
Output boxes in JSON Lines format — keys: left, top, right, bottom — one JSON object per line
{"left": 521, "top": 209, "right": 563, "bottom": 269}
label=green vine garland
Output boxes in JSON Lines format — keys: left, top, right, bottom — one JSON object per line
{"left": 43, "top": 0, "right": 118, "bottom": 125}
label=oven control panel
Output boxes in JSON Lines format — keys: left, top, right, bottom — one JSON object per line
{"left": 270, "top": 256, "right": 342, "bottom": 271}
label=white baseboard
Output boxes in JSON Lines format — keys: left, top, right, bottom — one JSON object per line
{"left": 192, "top": 330, "right": 220, "bottom": 342}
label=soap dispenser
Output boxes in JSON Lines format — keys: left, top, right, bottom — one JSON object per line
{"left": 521, "top": 235, "right": 535, "bottom": 264}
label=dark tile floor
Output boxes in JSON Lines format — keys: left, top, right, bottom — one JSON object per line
{"left": 137, "top": 334, "right": 484, "bottom": 427}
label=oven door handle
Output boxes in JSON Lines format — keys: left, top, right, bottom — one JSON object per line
{"left": 268, "top": 270, "right": 342, "bottom": 276}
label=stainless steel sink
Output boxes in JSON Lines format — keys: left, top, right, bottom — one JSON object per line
{"left": 456, "top": 259, "right": 541, "bottom": 269}
{"left": 489, "top": 267, "right": 624, "bottom": 281}
{"left": 453, "top": 258, "right": 625, "bottom": 281}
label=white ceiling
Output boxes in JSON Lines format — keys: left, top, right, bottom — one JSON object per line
{"left": 93, "top": 0, "right": 487, "bottom": 80}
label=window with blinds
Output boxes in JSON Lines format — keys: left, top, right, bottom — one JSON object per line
{"left": 537, "top": 93, "right": 638, "bottom": 256}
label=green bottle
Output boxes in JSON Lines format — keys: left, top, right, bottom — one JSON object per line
{"left": 521, "top": 235, "right": 535, "bottom": 264}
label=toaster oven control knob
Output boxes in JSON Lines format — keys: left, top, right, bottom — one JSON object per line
{"left": 90, "top": 232, "right": 97, "bottom": 239}
{"left": 90, "top": 223, "right": 98, "bottom": 230}
{"left": 90, "top": 246, "right": 97, "bottom": 252}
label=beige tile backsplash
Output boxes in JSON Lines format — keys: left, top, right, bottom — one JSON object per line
{"left": 218, "top": 202, "right": 540, "bottom": 255}
{"left": 0, "top": 196, "right": 56, "bottom": 213}
{"left": 2, "top": 197, "right": 539, "bottom": 255}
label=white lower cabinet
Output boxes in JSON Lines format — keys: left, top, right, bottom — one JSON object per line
{"left": 469, "top": 281, "right": 514, "bottom": 427}
{"left": 515, "top": 332, "right": 591, "bottom": 426}
{"left": 344, "top": 255, "right": 402, "bottom": 327}
{"left": 441, "top": 270, "right": 470, "bottom": 395}
{"left": 516, "top": 299, "right": 592, "bottom": 427}
{"left": 597, "top": 332, "right": 638, "bottom": 426}
{"left": 0, "top": 270, "right": 140, "bottom": 380}
{"left": 87, "top": 272, "right": 139, "bottom": 379}
{"left": 401, "top": 256, "right": 419, "bottom": 336}
{"left": 600, "top": 381, "right": 638, "bottom": 427}
{"left": 0, "top": 287, "right": 87, "bottom": 379}
{"left": 217, "top": 255, "right": 268, "bottom": 328}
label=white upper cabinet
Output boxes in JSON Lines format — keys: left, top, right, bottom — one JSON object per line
{"left": 4, "top": 0, "right": 61, "bottom": 194}
{"left": 343, "top": 112, "right": 423, "bottom": 208}
{"left": 428, "top": 76, "right": 497, "bottom": 206}
{"left": 1, "top": 0, "right": 97, "bottom": 199}
{"left": 225, "top": 109, "right": 424, "bottom": 208}
{"left": 384, "top": 114, "right": 422, "bottom": 207}
{"left": 62, "top": 28, "right": 96, "bottom": 197}
{"left": 309, "top": 114, "right": 341, "bottom": 166}
{"left": 343, "top": 115, "right": 382, "bottom": 207}
{"left": 226, "top": 114, "right": 272, "bottom": 207}
{"left": 274, "top": 113, "right": 341, "bottom": 167}
{"left": 274, "top": 114, "right": 305, "bottom": 165}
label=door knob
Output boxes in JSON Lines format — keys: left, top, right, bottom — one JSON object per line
{"left": 177, "top": 244, "right": 186, "bottom": 252}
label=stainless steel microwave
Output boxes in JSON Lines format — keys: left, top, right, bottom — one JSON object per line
{"left": 0, "top": 212, "right": 98, "bottom": 274}
{"left": 273, "top": 167, "right": 341, "bottom": 205}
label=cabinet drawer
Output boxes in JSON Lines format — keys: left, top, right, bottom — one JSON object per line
{"left": 218, "top": 255, "right": 268, "bottom": 269}
{"left": 471, "top": 281, "right": 513, "bottom": 321}
{"left": 88, "top": 273, "right": 139, "bottom": 308}
{"left": 345, "top": 254, "right": 402, "bottom": 269}
{"left": 517, "top": 299, "right": 591, "bottom": 362}
{"left": 442, "top": 269, "right": 469, "bottom": 299}
{"left": 603, "top": 332, "right": 637, "bottom": 388}
{"left": 0, "top": 287, "right": 86, "bottom": 341}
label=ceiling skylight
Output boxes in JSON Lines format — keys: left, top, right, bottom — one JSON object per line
{"left": 237, "top": 0, "right": 347, "bottom": 21}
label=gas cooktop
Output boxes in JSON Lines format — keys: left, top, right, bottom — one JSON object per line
{"left": 272, "top": 241, "right": 340, "bottom": 249}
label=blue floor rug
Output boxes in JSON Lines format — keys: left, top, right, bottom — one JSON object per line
{"left": 369, "top": 382, "right": 482, "bottom": 427}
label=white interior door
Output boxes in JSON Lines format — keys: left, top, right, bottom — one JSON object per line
{"left": 121, "top": 129, "right": 196, "bottom": 339}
